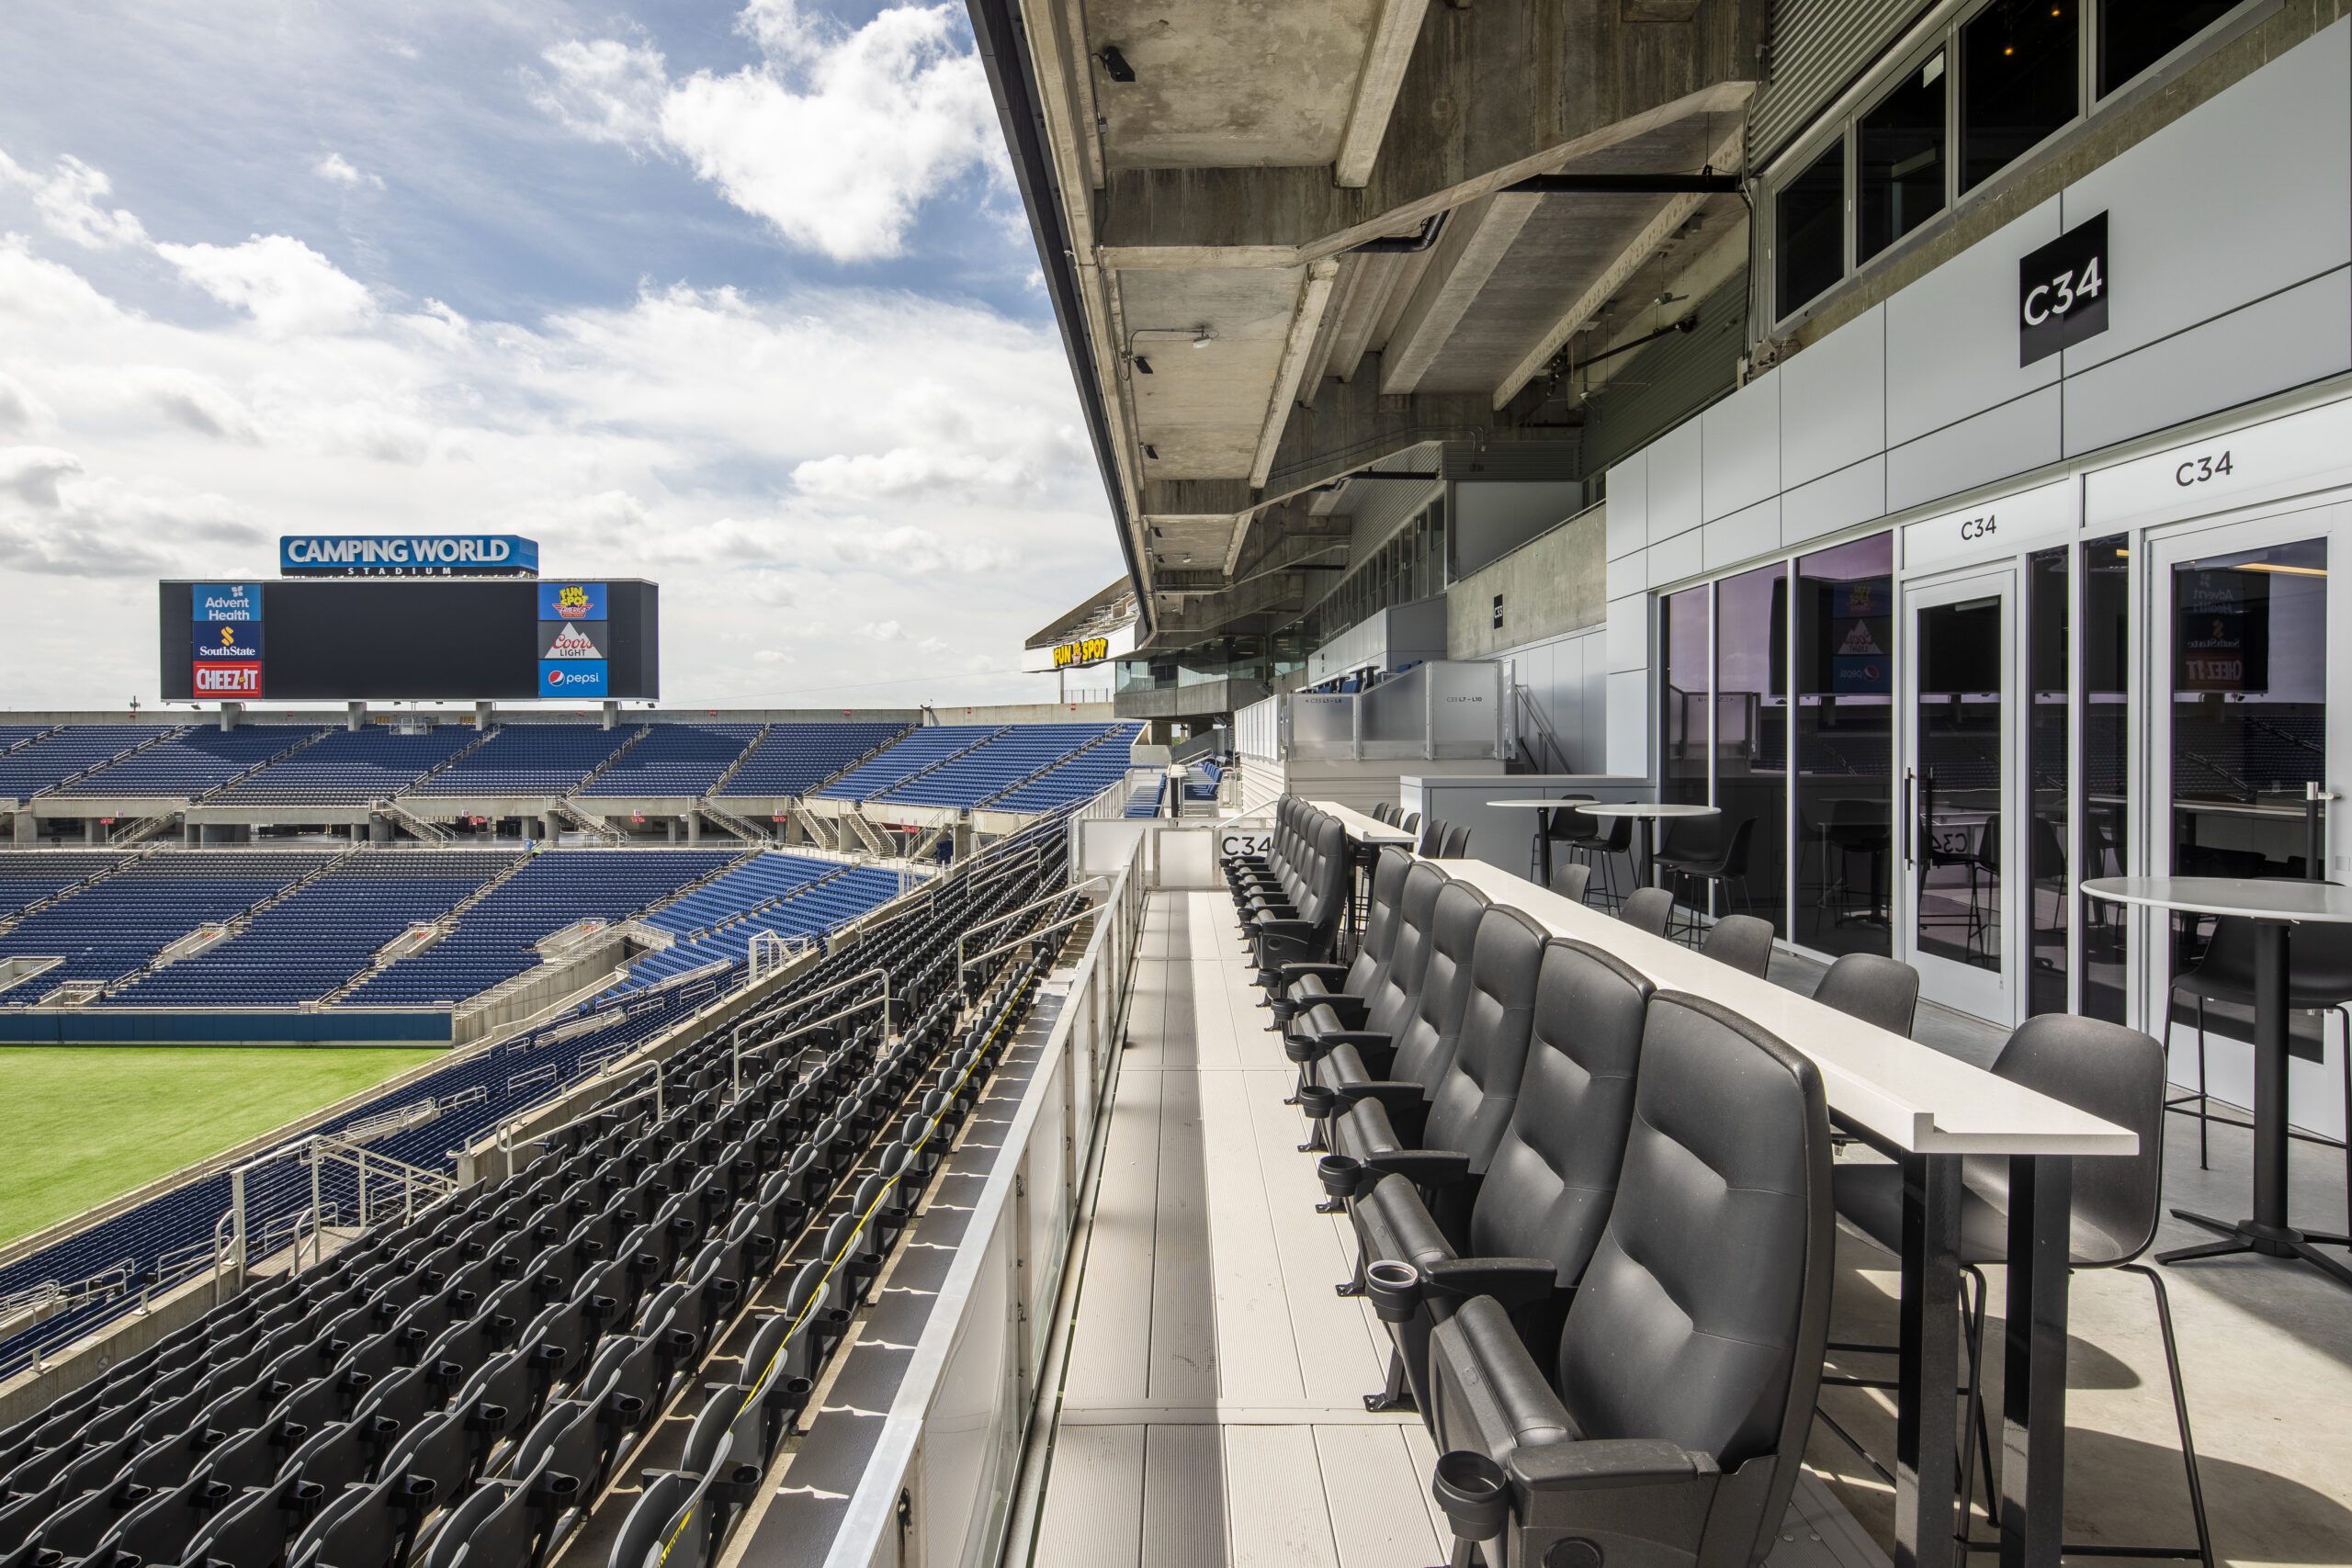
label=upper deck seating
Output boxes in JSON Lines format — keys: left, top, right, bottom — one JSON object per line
{"left": 579, "top": 727, "right": 764, "bottom": 798}
{"left": 621, "top": 861, "right": 903, "bottom": 990}
{"left": 815, "top": 727, "right": 1002, "bottom": 804}
{"left": 0, "top": 852, "right": 334, "bottom": 990}
{"left": 0, "top": 727, "right": 175, "bottom": 799}
{"left": 410, "top": 726, "right": 644, "bottom": 796}
{"left": 715, "top": 724, "right": 910, "bottom": 798}
{"left": 0, "top": 852, "right": 121, "bottom": 919}
{"left": 51, "top": 727, "right": 325, "bottom": 798}
{"left": 111, "top": 852, "right": 517, "bottom": 1005}
{"left": 875, "top": 724, "right": 1131, "bottom": 810}
{"left": 347, "top": 849, "right": 738, "bottom": 1005}
{"left": 215, "top": 728, "right": 479, "bottom": 804}
{"left": 0, "top": 726, "right": 51, "bottom": 754}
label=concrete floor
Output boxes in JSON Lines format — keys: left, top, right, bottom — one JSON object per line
{"left": 1769, "top": 952, "right": 2352, "bottom": 1567}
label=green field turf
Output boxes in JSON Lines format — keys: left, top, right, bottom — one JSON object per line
{"left": 0, "top": 1047, "right": 436, "bottom": 1248}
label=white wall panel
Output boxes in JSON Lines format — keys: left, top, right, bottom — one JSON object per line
{"left": 1605, "top": 668, "right": 1650, "bottom": 778}
{"left": 2063, "top": 19, "right": 2352, "bottom": 375}
{"left": 1702, "top": 495, "right": 1782, "bottom": 570}
{"left": 1781, "top": 455, "right": 1886, "bottom": 547}
{"left": 1605, "top": 592, "right": 1649, "bottom": 673}
{"left": 1885, "top": 386, "right": 2063, "bottom": 513}
{"left": 1646, "top": 421, "right": 1704, "bottom": 541}
{"left": 1648, "top": 527, "right": 1704, "bottom": 589}
{"left": 2064, "top": 268, "right": 2352, "bottom": 457}
{"left": 1779, "top": 306, "right": 1886, "bottom": 486}
{"left": 1605, "top": 456, "right": 1647, "bottom": 558}
{"left": 1884, "top": 198, "right": 2063, "bottom": 446}
{"left": 1605, "top": 548, "right": 1645, "bottom": 601}
{"left": 1702, "top": 374, "right": 1781, "bottom": 521}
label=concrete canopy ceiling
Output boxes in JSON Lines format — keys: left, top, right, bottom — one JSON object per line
{"left": 1000, "top": 0, "right": 1770, "bottom": 652}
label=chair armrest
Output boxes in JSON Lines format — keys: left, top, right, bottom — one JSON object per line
{"left": 1419, "top": 1256, "right": 1555, "bottom": 1310}
{"left": 1362, "top": 1147, "right": 1474, "bottom": 1190}
{"left": 1330, "top": 1079, "right": 1426, "bottom": 1116}
{"left": 1279, "top": 962, "right": 1351, "bottom": 986}
{"left": 1295, "top": 994, "right": 1369, "bottom": 1030}
{"left": 1251, "top": 917, "right": 1315, "bottom": 938}
{"left": 1508, "top": 1437, "right": 1718, "bottom": 1493}
{"left": 1287, "top": 1029, "right": 1392, "bottom": 1068}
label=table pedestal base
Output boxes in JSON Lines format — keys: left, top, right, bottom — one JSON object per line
{"left": 2159, "top": 1208, "right": 2352, "bottom": 1290}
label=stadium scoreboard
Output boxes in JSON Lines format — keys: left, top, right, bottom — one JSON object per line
{"left": 159, "top": 578, "right": 660, "bottom": 701}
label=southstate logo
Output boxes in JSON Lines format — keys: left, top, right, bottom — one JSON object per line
{"left": 553, "top": 584, "right": 594, "bottom": 619}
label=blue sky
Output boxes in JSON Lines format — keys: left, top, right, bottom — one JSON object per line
{"left": 0, "top": 0, "right": 1120, "bottom": 709}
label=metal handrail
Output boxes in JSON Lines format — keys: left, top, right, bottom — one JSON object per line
{"left": 956, "top": 904, "right": 1095, "bottom": 983}
{"left": 956, "top": 876, "right": 1108, "bottom": 976}
{"left": 729, "top": 991, "right": 889, "bottom": 1100}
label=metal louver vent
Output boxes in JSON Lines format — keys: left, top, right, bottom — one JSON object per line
{"left": 1749, "top": 0, "right": 1941, "bottom": 169}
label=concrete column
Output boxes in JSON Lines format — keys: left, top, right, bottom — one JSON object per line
{"left": 346, "top": 702, "right": 367, "bottom": 732}
{"left": 475, "top": 701, "right": 495, "bottom": 730}
{"left": 665, "top": 817, "right": 679, "bottom": 844}
{"left": 369, "top": 816, "right": 392, "bottom": 843}
{"left": 84, "top": 818, "right": 103, "bottom": 846}
{"left": 182, "top": 822, "right": 198, "bottom": 847}
{"left": 219, "top": 703, "right": 242, "bottom": 732}
{"left": 12, "top": 812, "right": 33, "bottom": 845}
{"left": 783, "top": 816, "right": 805, "bottom": 846}
{"left": 600, "top": 701, "right": 618, "bottom": 730}
{"left": 951, "top": 821, "right": 974, "bottom": 863}
{"left": 684, "top": 814, "right": 700, "bottom": 845}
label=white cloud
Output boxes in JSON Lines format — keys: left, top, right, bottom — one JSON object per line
{"left": 0, "top": 150, "right": 150, "bottom": 249}
{"left": 153, "top": 233, "right": 377, "bottom": 336}
{"left": 537, "top": 0, "right": 1003, "bottom": 262}
{"left": 0, "top": 446, "right": 82, "bottom": 509}
{"left": 0, "top": 148, "right": 1119, "bottom": 706}
{"left": 315, "top": 152, "right": 385, "bottom": 190}
{"left": 530, "top": 38, "right": 669, "bottom": 147}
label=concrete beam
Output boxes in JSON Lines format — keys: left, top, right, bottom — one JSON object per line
{"left": 1380, "top": 191, "right": 1543, "bottom": 394}
{"left": 1335, "top": 0, "right": 1432, "bottom": 188}
{"left": 1489, "top": 119, "right": 1745, "bottom": 409}
{"left": 1249, "top": 259, "right": 1342, "bottom": 489}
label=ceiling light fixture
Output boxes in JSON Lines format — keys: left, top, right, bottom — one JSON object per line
{"left": 1132, "top": 355, "right": 1154, "bottom": 375}
{"left": 1099, "top": 45, "right": 1135, "bottom": 83}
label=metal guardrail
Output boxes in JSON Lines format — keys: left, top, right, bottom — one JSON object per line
{"left": 820, "top": 827, "right": 1148, "bottom": 1568}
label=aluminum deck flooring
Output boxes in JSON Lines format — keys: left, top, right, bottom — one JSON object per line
{"left": 1023, "top": 891, "right": 1880, "bottom": 1568}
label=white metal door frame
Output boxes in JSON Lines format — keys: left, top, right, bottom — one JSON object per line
{"left": 1898, "top": 562, "right": 2023, "bottom": 1025}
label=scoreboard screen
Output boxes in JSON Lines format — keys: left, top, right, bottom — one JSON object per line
{"left": 159, "top": 579, "right": 659, "bottom": 701}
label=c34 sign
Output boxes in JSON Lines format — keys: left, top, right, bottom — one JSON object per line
{"left": 2019, "top": 211, "right": 2109, "bottom": 367}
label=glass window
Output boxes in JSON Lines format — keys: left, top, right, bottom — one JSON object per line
{"left": 2027, "top": 546, "right": 2068, "bottom": 1016}
{"left": 1709, "top": 562, "right": 1790, "bottom": 934}
{"left": 1962, "top": 0, "right": 2079, "bottom": 192}
{"left": 1661, "top": 587, "right": 1711, "bottom": 809}
{"left": 1776, "top": 141, "right": 1845, "bottom": 316}
{"left": 2166, "top": 536, "right": 2329, "bottom": 1057}
{"left": 1915, "top": 592, "right": 2006, "bottom": 974}
{"left": 2081, "top": 536, "right": 2129, "bottom": 1021}
{"left": 1793, "top": 535, "right": 1894, "bottom": 958}
{"left": 2100, "top": 1, "right": 2238, "bottom": 97}
{"left": 1858, "top": 52, "right": 1947, "bottom": 262}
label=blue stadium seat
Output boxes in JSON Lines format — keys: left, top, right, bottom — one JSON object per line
{"left": 716, "top": 724, "right": 910, "bottom": 798}
{"left": 50, "top": 727, "right": 325, "bottom": 799}
{"left": 411, "top": 727, "right": 645, "bottom": 796}
{"left": 579, "top": 727, "right": 763, "bottom": 798}
{"left": 216, "top": 727, "right": 480, "bottom": 804}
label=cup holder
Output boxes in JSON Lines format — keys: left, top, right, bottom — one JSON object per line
{"left": 1431, "top": 1449, "right": 1510, "bottom": 1541}
{"left": 1317, "top": 1154, "right": 1364, "bottom": 1200}
{"left": 1295, "top": 1083, "right": 1336, "bottom": 1120}
{"left": 1363, "top": 1258, "right": 1422, "bottom": 1324}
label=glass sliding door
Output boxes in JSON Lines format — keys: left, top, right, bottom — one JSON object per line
{"left": 2156, "top": 528, "right": 2332, "bottom": 1061}
{"left": 1904, "top": 568, "right": 2018, "bottom": 1020}
{"left": 2027, "top": 546, "right": 2069, "bottom": 1016}
{"left": 1709, "top": 563, "right": 1789, "bottom": 932}
{"left": 1793, "top": 534, "right": 1895, "bottom": 956}
{"left": 1660, "top": 587, "right": 1711, "bottom": 810}
{"left": 2081, "top": 536, "right": 2131, "bottom": 1022}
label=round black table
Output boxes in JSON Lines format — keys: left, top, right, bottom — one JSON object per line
{"left": 2083, "top": 875, "right": 2352, "bottom": 1291}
